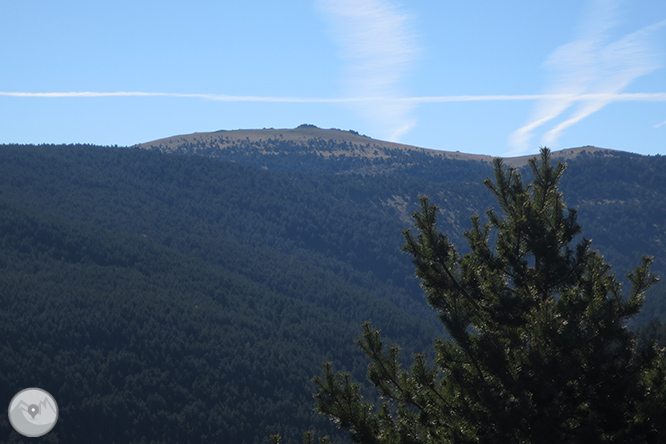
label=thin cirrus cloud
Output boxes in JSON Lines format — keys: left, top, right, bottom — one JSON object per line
{"left": 315, "top": 0, "right": 420, "bottom": 142}
{"left": 509, "top": 0, "right": 666, "bottom": 155}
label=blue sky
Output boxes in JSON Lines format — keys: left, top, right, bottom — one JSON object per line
{"left": 1, "top": 0, "right": 665, "bottom": 156}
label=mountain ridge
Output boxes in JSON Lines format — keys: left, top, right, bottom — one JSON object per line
{"left": 136, "top": 124, "right": 636, "bottom": 167}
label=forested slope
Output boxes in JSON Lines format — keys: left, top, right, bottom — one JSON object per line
{"left": 0, "top": 198, "right": 360, "bottom": 443}
{"left": 1, "top": 140, "right": 665, "bottom": 443}
{"left": 0, "top": 145, "right": 445, "bottom": 443}
{"left": 140, "top": 129, "right": 666, "bottom": 323}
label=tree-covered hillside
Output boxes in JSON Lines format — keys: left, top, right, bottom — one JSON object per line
{"left": 0, "top": 145, "right": 446, "bottom": 443}
{"left": 0, "top": 198, "right": 361, "bottom": 443}
{"left": 310, "top": 151, "right": 666, "bottom": 444}
{"left": 1, "top": 141, "right": 665, "bottom": 443}
{"left": 140, "top": 130, "right": 666, "bottom": 324}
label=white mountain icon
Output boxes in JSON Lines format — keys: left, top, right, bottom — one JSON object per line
{"left": 8, "top": 389, "right": 58, "bottom": 437}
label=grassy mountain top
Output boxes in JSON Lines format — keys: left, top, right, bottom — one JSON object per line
{"left": 137, "top": 124, "right": 633, "bottom": 167}
{"left": 504, "top": 145, "right": 634, "bottom": 166}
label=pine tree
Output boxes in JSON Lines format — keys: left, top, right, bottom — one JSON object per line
{"left": 313, "top": 148, "right": 666, "bottom": 443}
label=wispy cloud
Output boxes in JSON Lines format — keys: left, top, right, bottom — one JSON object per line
{"left": 509, "top": 0, "right": 666, "bottom": 155}
{"left": 315, "top": 0, "right": 419, "bottom": 141}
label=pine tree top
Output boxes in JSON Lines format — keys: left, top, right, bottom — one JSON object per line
{"left": 312, "top": 148, "right": 666, "bottom": 444}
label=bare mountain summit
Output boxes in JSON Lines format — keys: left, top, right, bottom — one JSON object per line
{"left": 137, "top": 124, "right": 630, "bottom": 168}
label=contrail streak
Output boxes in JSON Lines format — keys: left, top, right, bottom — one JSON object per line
{"left": 2, "top": 91, "right": 665, "bottom": 102}
{"left": 0, "top": 91, "right": 360, "bottom": 102}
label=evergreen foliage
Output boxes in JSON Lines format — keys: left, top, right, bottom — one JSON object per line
{"left": 141, "top": 136, "right": 666, "bottom": 315}
{"left": 0, "top": 198, "right": 358, "bottom": 443}
{"left": 313, "top": 149, "right": 666, "bottom": 443}
{"left": 0, "top": 146, "right": 442, "bottom": 443}
{"left": 1, "top": 142, "right": 666, "bottom": 443}
{"left": 636, "top": 318, "right": 666, "bottom": 350}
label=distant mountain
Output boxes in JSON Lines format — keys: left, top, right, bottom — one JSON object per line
{"left": 138, "top": 124, "right": 495, "bottom": 162}
{"left": 0, "top": 134, "right": 663, "bottom": 443}
{"left": 137, "top": 126, "right": 665, "bottom": 322}
{"left": 137, "top": 124, "right": 631, "bottom": 168}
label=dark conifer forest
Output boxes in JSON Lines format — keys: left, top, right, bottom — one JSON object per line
{"left": 1, "top": 131, "right": 665, "bottom": 443}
